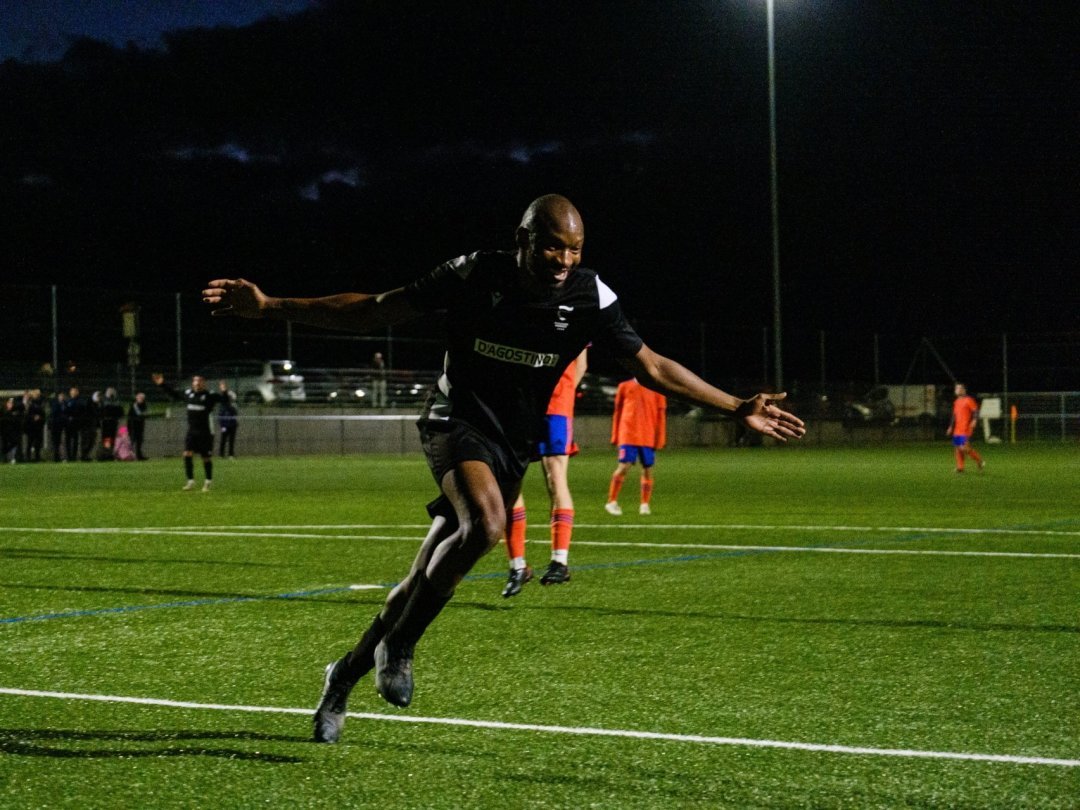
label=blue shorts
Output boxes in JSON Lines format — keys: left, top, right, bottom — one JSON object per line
{"left": 618, "top": 444, "right": 655, "bottom": 467}
{"left": 537, "top": 414, "right": 577, "bottom": 457}
{"left": 952, "top": 435, "right": 970, "bottom": 447}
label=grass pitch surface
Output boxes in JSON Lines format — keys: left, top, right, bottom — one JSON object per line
{"left": 1, "top": 444, "right": 1078, "bottom": 808}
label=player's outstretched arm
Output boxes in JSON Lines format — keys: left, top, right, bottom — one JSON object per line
{"left": 621, "top": 345, "right": 805, "bottom": 442}
{"left": 151, "top": 373, "right": 181, "bottom": 401}
{"left": 201, "top": 278, "right": 421, "bottom": 333}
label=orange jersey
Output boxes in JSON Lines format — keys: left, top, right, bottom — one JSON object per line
{"left": 611, "top": 378, "right": 667, "bottom": 449}
{"left": 952, "top": 395, "right": 979, "bottom": 436}
{"left": 546, "top": 359, "right": 579, "bottom": 417}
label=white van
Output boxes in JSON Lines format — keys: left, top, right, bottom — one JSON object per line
{"left": 200, "top": 360, "right": 306, "bottom": 404}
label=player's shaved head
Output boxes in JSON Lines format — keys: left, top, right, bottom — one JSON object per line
{"left": 519, "top": 194, "right": 583, "bottom": 239}
{"left": 515, "top": 195, "right": 586, "bottom": 291}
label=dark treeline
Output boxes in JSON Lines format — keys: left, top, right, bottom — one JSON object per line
{"left": 2, "top": 2, "right": 1077, "bottom": 375}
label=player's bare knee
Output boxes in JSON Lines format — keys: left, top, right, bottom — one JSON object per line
{"left": 460, "top": 510, "right": 503, "bottom": 557}
{"left": 479, "top": 508, "right": 505, "bottom": 552}
{"left": 383, "top": 581, "right": 410, "bottom": 616}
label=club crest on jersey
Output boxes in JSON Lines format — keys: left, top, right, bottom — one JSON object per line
{"left": 474, "top": 339, "right": 559, "bottom": 368}
{"left": 555, "top": 305, "right": 574, "bottom": 331}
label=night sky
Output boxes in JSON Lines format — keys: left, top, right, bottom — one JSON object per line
{"left": 2, "top": 1, "right": 1077, "bottom": 387}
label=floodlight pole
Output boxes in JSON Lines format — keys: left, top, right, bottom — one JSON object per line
{"left": 51, "top": 284, "right": 59, "bottom": 373}
{"left": 175, "top": 293, "right": 183, "bottom": 376}
{"left": 767, "top": 0, "right": 783, "bottom": 392}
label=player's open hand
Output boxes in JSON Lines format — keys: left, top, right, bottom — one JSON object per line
{"left": 202, "top": 278, "right": 268, "bottom": 318}
{"left": 736, "top": 392, "right": 806, "bottom": 441}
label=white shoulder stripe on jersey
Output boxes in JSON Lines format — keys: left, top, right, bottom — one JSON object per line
{"left": 595, "top": 277, "right": 617, "bottom": 309}
{"left": 449, "top": 253, "right": 478, "bottom": 279}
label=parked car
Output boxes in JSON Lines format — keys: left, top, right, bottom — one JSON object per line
{"left": 846, "top": 384, "right": 940, "bottom": 426}
{"left": 574, "top": 373, "right": 618, "bottom": 415}
{"left": 199, "top": 359, "right": 306, "bottom": 404}
{"left": 845, "top": 385, "right": 896, "bottom": 425}
{"left": 303, "top": 368, "right": 434, "bottom": 408}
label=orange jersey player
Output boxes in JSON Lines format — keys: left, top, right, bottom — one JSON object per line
{"left": 502, "top": 349, "right": 588, "bottom": 597}
{"left": 605, "top": 377, "right": 667, "bottom": 515}
{"left": 946, "top": 382, "right": 984, "bottom": 473}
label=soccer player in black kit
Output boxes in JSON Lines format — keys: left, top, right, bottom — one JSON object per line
{"left": 202, "top": 194, "right": 806, "bottom": 743}
{"left": 152, "top": 372, "right": 229, "bottom": 491}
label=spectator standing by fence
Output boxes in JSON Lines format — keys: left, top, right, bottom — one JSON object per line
{"left": 63, "top": 387, "right": 91, "bottom": 461}
{"left": 24, "top": 389, "right": 45, "bottom": 462}
{"left": 127, "top": 392, "right": 150, "bottom": 460}
{"left": 8, "top": 393, "right": 27, "bottom": 463}
{"left": 49, "top": 391, "right": 67, "bottom": 461}
{"left": 217, "top": 381, "right": 239, "bottom": 458}
{"left": 1, "top": 397, "right": 20, "bottom": 463}
{"left": 98, "top": 387, "right": 124, "bottom": 459}
{"left": 370, "top": 352, "right": 388, "bottom": 408}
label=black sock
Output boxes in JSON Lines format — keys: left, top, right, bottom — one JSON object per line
{"left": 204, "top": 459, "right": 213, "bottom": 481}
{"left": 383, "top": 574, "right": 452, "bottom": 652}
{"left": 339, "top": 614, "right": 388, "bottom": 685}
{"left": 184, "top": 456, "right": 194, "bottom": 479}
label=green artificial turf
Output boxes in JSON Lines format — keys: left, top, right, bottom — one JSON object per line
{"left": 1, "top": 444, "right": 1078, "bottom": 808}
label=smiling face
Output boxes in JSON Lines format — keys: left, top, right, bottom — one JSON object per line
{"left": 516, "top": 194, "right": 585, "bottom": 291}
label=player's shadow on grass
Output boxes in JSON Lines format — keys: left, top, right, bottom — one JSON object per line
{"left": 500, "top": 603, "right": 1080, "bottom": 635}
{"left": 0, "top": 727, "right": 308, "bottom": 761}
{"left": 0, "top": 548, "right": 287, "bottom": 568}
{"left": 0, "top": 581, "right": 345, "bottom": 604}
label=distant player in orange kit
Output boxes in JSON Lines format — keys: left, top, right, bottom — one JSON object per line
{"left": 947, "top": 382, "right": 984, "bottom": 473}
{"left": 502, "top": 350, "right": 588, "bottom": 597}
{"left": 605, "top": 377, "right": 667, "bottom": 515}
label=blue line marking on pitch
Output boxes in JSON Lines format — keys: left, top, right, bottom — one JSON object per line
{"left": 6, "top": 517, "right": 1073, "bottom": 625}
{"left": 0, "top": 586, "right": 358, "bottom": 626}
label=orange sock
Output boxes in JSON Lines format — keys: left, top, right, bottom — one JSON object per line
{"left": 641, "top": 478, "right": 653, "bottom": 505}
{"left": 551, "top": 509, "right": 573, "bottom": 558}
{"left": 607, "top": 472, "right": 625, "bottom": 503}
{"left": 954, "top": 447, "right": 965, "bottom": 471}
{"left": 507, "top": 505, "right": 527, "bottom": 561}
{"left": 968, "top": 447, "right": 983, "bottom": 467}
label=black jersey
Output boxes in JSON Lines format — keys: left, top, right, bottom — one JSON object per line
{"left": 159, "top": 383, "right": 228, "bottom": 434}
{"left": 404, "top": 251, "right": 643, "bottom": 466}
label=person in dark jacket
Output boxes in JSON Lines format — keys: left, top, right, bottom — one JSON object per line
{"left": 127, "top": 392, "right": 150, "bottom": 460}
{"left": 24, "top": 389, "right": 46, "bottom": 462}
{"left": 98, "top": 387, "right": 124, "bottom": 459}
{"left": 1, "top": 397, "right": 20, "bottom": 463}
{"left": 216, "top": 381, "right": 239, "bottom": 458}
{"left": 63, "top": 387, "right": 95, "bottom": 461}
{"left": 49, "top": 391, "right": 67, "bottom": 461}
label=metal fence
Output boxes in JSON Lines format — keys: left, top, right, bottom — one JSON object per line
{"left": 1003, "top": 391, "right": 1080, "bottom": 442}
{"left": 3, "top": 282, "right": 1079, "bottom": 446}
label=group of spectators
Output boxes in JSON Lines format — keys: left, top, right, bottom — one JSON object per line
{"left": 1, "top": 386, "right": 150, "bottom": 464}
{"left": 2, "top": 382, "right": 242, "bottom": 465}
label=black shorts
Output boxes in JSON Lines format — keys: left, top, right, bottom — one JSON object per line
{"left": 185, "top": 430, "right": 214, "bottom": 456}
{"left": 417, "top": 418, "right": 526, "bottom": 519}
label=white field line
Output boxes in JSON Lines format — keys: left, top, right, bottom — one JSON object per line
{"left": 565, "top": 542, "right": 1080, "bottom": 560}
{"left": 6, "top": 527, "right": 1079, "bottom": 559}
{"left": 11, "top": 522, "right": 1080, "bottom": 537}
{"left": 1, "top": 687, "right": 1076, "bottom": 768}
